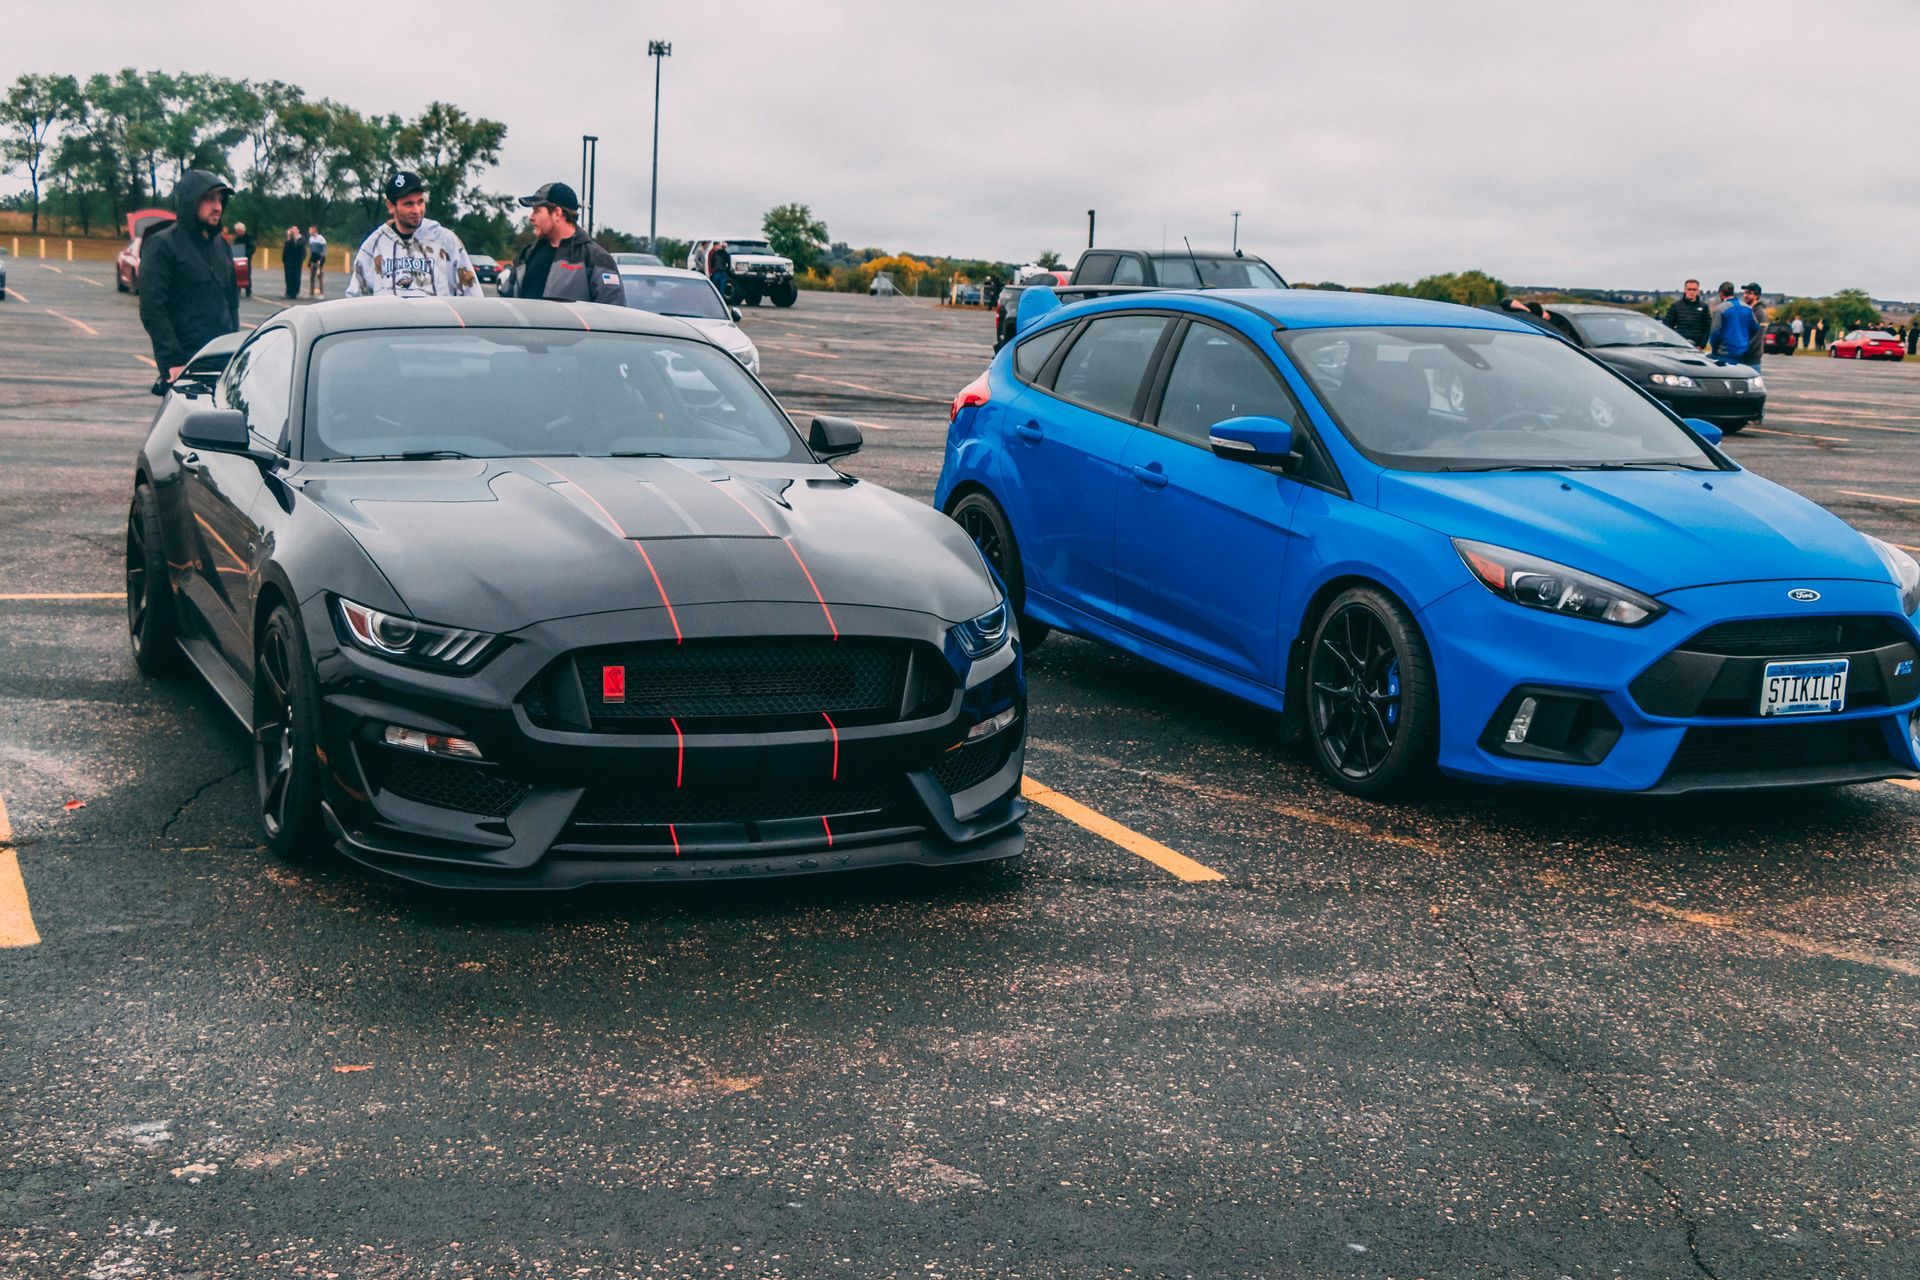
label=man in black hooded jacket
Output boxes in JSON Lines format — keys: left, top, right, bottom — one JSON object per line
{"left": 139, "top": 170, "right": 240, "bottom": 383}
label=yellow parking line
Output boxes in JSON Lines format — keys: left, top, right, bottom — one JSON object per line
{"left": 1838, "top": 489, "right": 1920, "bottom": 506}
{"left": 791, "top": 371, "right": 945, "bottom": 404}
{"left": 1742, "top": 426, "right": 1849, "bottom": 444}
{"left": 44, "top": 309, "right": 100, "bottom": 337}
{"left": 4, "top": 285, "right": 31, "bottom": 304}
{"left": 0, "top": 794, "right": 41, "bottom": 949}
{"left": 1634, "top": 900, "right": 1917, "bottom": 979}
{"left": 1020, "top": 777, "right": 1224, "bottom": 883}
{"left": 74, "top": 275, "right": 104, "bottom": 288}
{"left": 136, "top": 355, "right": 156, "bottom": 368}
{"left": 1886, "top": 779, "right": 1920, "bottom": 792}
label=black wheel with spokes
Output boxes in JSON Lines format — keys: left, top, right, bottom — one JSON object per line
{"left": 1304, "top": 586, "right": 1437, "bottom": 798}
{"left": 946, "top": 490, "right": 1049, "bottom": 650}
{"left": 254, "top": 605, "right": 327, "bottom": 862}
{"left": 127, "top": 485, "right": 180, "bottom": 676}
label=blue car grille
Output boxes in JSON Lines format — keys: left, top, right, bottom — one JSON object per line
{"left": 1631, "top": 616, "right": 1918, "bottom": 718}
{"left": 1665, "top": 720, "right": 1894, "bottom": 779}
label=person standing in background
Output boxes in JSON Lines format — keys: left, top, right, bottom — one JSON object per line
{"left": 1741, "top": 283, "right": 1768, "bottom": 370}
{"left": 345, "top": 170, "right": 484, "bottom": 299}
{"left": 1662, "top": 278, "right": 1712, "bottom": 348}
{"left": 1710, "top": 285, "right": 1757, "bottom": 365}
{"left": 138, "top": 170, "right": 239, "bottom": 386}
{"left": 306, "top": 225, "right": 329, "bottom": 298}
{"left": 706, "top": 237, "right": 733, "bottom": 305}
{"left": 230, "top": 222, "right": 255, "bottom": 297}
{"left": 281, "top": 226, "right": 305, "bottom": 299}
{"left": 1788, "top": 314, "right": 1803, "bottom": 353}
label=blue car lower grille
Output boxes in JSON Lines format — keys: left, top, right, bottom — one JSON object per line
{"left": 1664, "top": 720, "right": 1893, "bottom": 778}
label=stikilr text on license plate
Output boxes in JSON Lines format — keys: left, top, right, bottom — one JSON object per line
{"left": 1759, "top": 658, "right": 1848, "bottom": 716}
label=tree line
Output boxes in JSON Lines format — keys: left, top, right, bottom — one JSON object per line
{"left": 0, "top": 70, "right": 514, "bottom": 254}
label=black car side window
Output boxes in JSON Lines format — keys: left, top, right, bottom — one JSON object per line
{"left": 1049, "top": 315, "right": 1169, "bottom": 422}
{"left": 1155, "top": 322, "right": 1298, "bottom": 447}
{"left": 1110, "top": 255, "right": 1145, "bottom": 286}
{"left": 1013, "top": 323, "right": 1072, "bottom": 386}
{"left": 228, "top": 329, "right": 295, "bottom": 451}
{"left": 1075, "top": 253, "right": 1116, "bottom": 286}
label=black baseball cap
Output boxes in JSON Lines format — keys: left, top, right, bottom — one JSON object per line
{"left": 518, "top": 181, "right": 580, "bottom": 211}
{"left": 1742, "top": 282, "right": 1763, "bottom": 294}
{"left": 385, "top": 170, "right": 426, "bottom": 200}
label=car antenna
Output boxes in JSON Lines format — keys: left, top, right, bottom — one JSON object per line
{"left": 1183, "top": 236, "right": 1208, "bottom": 288}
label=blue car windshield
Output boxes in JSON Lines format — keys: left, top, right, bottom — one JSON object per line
{"left": 1281, "top": 326, "right": 1718, "bottom": 473}
{"left": 305, "top": 329, "right": 807, "bottom": 463}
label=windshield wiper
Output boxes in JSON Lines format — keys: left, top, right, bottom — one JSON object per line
{"left": 1444, "top": 461, "right": 1699, "bottom": 473}
{"left": 607, "top": 450, "right": 673, "bottom": 458}
{"left": 338, "top": 449, "right": 472, "bottom": 461}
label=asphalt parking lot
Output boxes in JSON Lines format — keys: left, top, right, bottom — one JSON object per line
{"left": 3, "top": 263, "right": 1919, "bottom": 1279}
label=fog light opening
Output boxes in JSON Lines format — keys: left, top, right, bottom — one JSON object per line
{"left": 1504, "top": 696, "right": 1539, "bottom": 745}
{"left": 382, "top": 725, "right": 484, "bottom": 760}
{"left": 965, "top": 706, "right": 1019, "bottom": 743}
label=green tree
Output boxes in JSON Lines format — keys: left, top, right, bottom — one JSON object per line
{"left": 0, "top": 73, "right": 82, "bottom": 232}
{"left": 1824, "top": 288, "right": 1881, "bottom": 331}
{"left": 395, "top": 102, "right": 508, "bottom": 221}
{"left": 762, "top": 202, "right": 828, "bottom": 272}
{"left": 227, "top": 79, "right": 301, "bottom": 227}
{"left": 1035, "top": 249, "right": 1064, "bottom": 270}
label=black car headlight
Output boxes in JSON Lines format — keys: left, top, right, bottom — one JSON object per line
{"left": 335, "top": 597, "right": 497, "bottom": 670}
{"left": 1866, "top": 536, "right": 1920, "bottom": 614}
{"left": 952, "top": 602, "right": 1011, "bottom": 658}
{"left": 1647, "top": 373, "right": 1697, "bottom": 388}
{"left": 1454, "top": 539, "right": 1665, "bottom": 627}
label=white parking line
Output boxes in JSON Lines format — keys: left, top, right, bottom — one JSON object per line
{"left": 1837, "top": 489, "right": 1920, "bottom": 505}
{"left": 44, "top": 309, "right": 100, "bottom": 337}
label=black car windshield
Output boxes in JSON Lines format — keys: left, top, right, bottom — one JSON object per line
{"left": 1150, "top": 256, "right": 1285, "bottom": 288}
{"left": 1566, "top": 310, "right": 1692, "bottom": 348}
{"left": 620, "top": 274, "right": 728, "bottom": 318}
{"left": 1281, "top": 326, "right": 1718, "bottom": 472}
{"left": 306, "top": 329, "right": 807, "bottom": 463}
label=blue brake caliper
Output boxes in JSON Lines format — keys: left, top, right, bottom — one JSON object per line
{"left": 1385, "top": 661, "right": 1402, "bottom": 729}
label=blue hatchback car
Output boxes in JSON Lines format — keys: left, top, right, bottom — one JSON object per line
{"left": 936, "top": 288, "right": 1920, "bottom": 797}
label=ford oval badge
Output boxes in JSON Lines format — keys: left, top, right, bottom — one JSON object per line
{"left": 1788, "top": 588, "right": 1821, "bottom": 602}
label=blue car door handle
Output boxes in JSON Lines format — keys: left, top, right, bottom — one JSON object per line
{"left": 1014, "top": 422, "right": 1044, "bottom": 443}
{"left": 1132, "top": 463, "right": 1169, "bottom": 490}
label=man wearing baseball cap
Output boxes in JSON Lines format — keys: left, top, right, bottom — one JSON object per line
{"left": 500, "top": 181, "right": 627, "bottom": 306}
{"left": 344, "top": 170, "right": 484, "bottom": 299}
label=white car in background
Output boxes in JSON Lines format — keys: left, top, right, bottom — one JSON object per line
{"left": 616, "top": 265, "right": 761, "bottom": 375}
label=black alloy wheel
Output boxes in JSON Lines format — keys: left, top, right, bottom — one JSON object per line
{"left": 946, "top": 491, "right": 1049, "bottom": 649}
{"left": 253, "top": 605, "right": 327, "bottom": 861}
{"left": 127, "top": 486, "right": 180, "bottom": 676}
{"left": 1304, "top": 586, "right": 1437, "bottom": 798}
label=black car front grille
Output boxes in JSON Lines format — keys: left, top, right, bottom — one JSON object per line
{"left": 572, "top": 637, "right": 920, "bottom": 730}
{"left": 572, "top": 776, "right": 905, "bottom": 827}
{"left": 1664, "top": 719, "right": 1893, "bottom": 778}
{"left": 1683, "top": 616, "right": 1904, "bottom": 656}
{"left": 930, "top": 736, "right": 1014, "bottom": 795}
{"left": 369, "top": 748, "right": 531, "bottom": 818}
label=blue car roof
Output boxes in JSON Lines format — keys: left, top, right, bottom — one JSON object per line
{"left": 1037, "top": 288, "right": 1540, "bottom": 335}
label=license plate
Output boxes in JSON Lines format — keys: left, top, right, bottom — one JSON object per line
{"left": 1759, "top": 658, "right": 1848, "bottom": 716}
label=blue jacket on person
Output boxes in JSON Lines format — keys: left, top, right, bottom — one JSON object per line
{"left": 1711, "top": 300, "right": 1758, "bottom": 361}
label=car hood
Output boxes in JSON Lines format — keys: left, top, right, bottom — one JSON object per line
{"left": 677, "top": 317, "right": 754, "bottom": 351}
{"left": 1379, "top": 468, "right": 1887, "bottom": 596}
{"left": 1588, "top": 345, "right": 1754, "bottom": 378}
{"left": 298, "top": 456, "right": 997, "bottom": 632}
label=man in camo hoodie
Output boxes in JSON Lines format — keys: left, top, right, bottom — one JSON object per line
{"left": 344, "top": 170, "right": 484, "bottom": 299}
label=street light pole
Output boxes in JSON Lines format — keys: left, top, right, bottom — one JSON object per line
{"left": 1087, "top": 209, "right": 1095, "bottom": 248}
{"left": 648, "top": 40, "right": 672, "bottom": 251}
{"left": 580, "top": 135, "right": 599, "bottom": 234}
{"left": 1232, "top": 210, "right": 1241, "bottom": 253}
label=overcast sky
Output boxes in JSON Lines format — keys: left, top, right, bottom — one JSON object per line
{"left": 10, "top": 0, "right": 1918, "bottom": 297}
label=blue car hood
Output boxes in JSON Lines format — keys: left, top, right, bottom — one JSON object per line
{"left": 1379, "top": 468, "right": 1886, "bottom": 595}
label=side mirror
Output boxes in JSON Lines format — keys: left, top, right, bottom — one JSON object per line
{"left": 1208, "top": 415, "right": 1296, "bottom": 467}
{"left": 809, "top": 415, "right": 863, "bottom": 460}
{"left": 731, "top": 307, "right": 743, "bottom": 322}
{"left": 1683, "top": 417, "right": 1724, "bottom": 447}
{"left": 179, "top": 408, "right": 251, "bottom": 453}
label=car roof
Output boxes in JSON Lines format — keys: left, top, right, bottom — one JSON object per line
{"left": 1046, "top": 287, "right": 1541, "bottom": 334}
{"left": 616, "top": 265, "right": 710, "bottom": 281}
{"left": 266, "top": 296, "right": 704, "bottom": 341}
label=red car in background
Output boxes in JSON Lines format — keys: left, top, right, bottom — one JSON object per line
{"left": 1830, "top": 330, "right": 1905, "bottom": 360}
{"left": 115, "top": 207, "right": 251, "bottom": 296}
{"left": 1761, "top": 321, "right": 1798, "bottom": 354}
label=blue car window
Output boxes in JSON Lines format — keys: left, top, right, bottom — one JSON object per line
{"left": 1281, "top": 326, "right": 1716, "bottom": 473}
{"left": 1013, "top": 324, "right": 1073, "bottom": 385}
{"left": 1155, "top": 322, "right": 1297, "bottom": 447}
{"left": 1050, "top": 314, "right": 1168, "bottom": 421}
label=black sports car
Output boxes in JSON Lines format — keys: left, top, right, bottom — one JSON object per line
{"left": 127, "top": 298, "right": 1026, "bottom": 888}
{"left": 1498, "top": 303, "right": 1766, "bottom": 433}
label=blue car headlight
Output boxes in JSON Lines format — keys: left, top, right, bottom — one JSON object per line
{"left": 952, "top": 601, "right": 1011, "bottom": 658}
{"left": 1454, "top": 539, "right": 1665, "bottom": 627}
{"left": 1865, "top": 536, "right": 1920, "bottom": 614}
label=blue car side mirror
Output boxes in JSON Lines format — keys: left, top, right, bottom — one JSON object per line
{"left": 1683, "top": 417, "right": 1724, "bottom": 447}
{"left": 1208, "top": 415, "right": 1295, "bottom": 467}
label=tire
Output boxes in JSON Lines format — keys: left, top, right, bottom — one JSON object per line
{"left": 1717, "top": 422, "right": 1746, "bottom": 435}
{"left": 771, "top": 280, "right": 798, "bottom": 308}
{"left": 945, "top": 490, "right": 1050, "bottom": 650}
{"left": 743, "top": 289, "right": 763, "bottom": 307}
{"left": 126, "top": 486, "right": 180, "bottom": 676}
{"left": 253, "top": 604, "right": 328, "bottom": 862}
{"left": 1302, "top": 586, "right": 1438, "bottom": 799}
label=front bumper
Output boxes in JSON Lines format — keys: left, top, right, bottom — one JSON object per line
{"left": 1647, "top": 380, "right": 1765, "bottom": 426}
{"left": 303, "top": 598, "right": 1027, "bottom": 888}
{"left": 1423, "top": 577, "right": 1920, "bottom": 793}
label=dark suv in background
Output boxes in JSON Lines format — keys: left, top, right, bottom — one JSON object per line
{"left": 992, "top": 247, "right": 1288, "bottom": 348}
